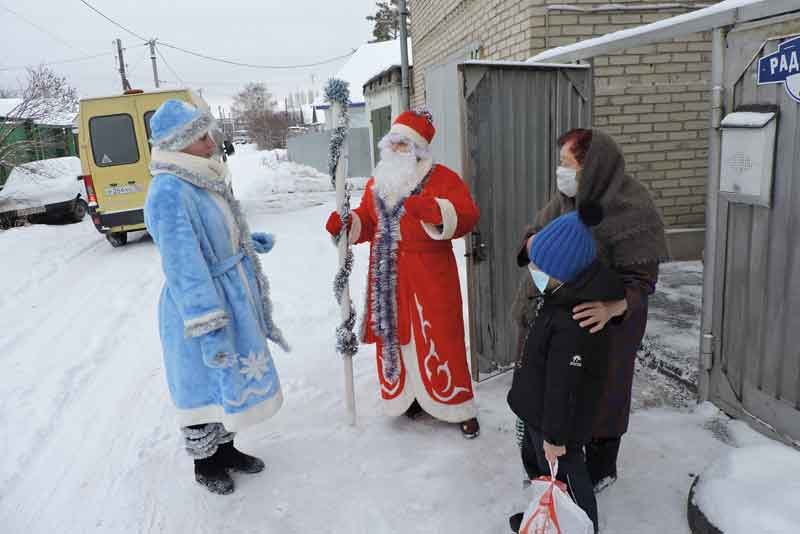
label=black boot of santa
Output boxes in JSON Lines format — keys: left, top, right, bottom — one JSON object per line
{"left": 217, "top": 441, "right": 265, "bottom": 474}
{"left": 194, "top": 450, "right": 235, "bottom": 495}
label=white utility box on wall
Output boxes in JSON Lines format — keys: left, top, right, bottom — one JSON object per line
{"left": 719, "top": 111, "right": 778, "bottom": 207}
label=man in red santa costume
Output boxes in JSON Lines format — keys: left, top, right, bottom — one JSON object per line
{"left": 325, "top": 109, "right": 481, "bottom": 438}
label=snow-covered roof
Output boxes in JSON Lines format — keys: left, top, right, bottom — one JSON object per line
{"left": 529, "top": 0, "right": 799, "bottom": 63}
{"left": 315, "top": 39, "right": 412, "bottom": 108}
{"left": 0, "top": 97, "right": 78, "bottom": 127}
{"left": 0, "top": 98, "right": 24, "bottom": 118}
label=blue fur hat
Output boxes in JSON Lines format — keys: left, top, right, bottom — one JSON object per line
{"left": 529, "top": 203, "right": 604, "bottom": 283}
{"left": 149, "top": 99, "right": 216, "bottom": 151}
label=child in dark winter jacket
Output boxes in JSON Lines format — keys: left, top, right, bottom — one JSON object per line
{"left": 507, "top": 204, "right": 624, "bottom": 534}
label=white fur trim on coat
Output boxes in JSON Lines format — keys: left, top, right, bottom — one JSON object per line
{"left": 184, "top": 309, "right": 230, "bottom": 337}
{"left": 176, "top": 388, "right": 284, "bottom": 432}
{"left": 420, "top": 198, "right": 458, "bottom": 241}
{"left": 390, "top": 123, "right": 430, "bottom": 149}
{"left": 381, "top": 338, "right": 477, "bottom": 423}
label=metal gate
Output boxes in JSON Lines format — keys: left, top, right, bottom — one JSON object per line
{"left": 459, "top": 61, "right": 592, "bottom": 381}
{"left": 710, "top": 13, "right": 800, "bottom": 443}
{"left": 370, "top": 105, "right": 392, "bottom": 165}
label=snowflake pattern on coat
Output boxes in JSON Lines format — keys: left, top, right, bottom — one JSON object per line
{"left": 239, "top": 351, "right": 270, "bottom": 382}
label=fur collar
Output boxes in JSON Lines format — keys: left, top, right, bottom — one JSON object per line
{"left": 150, "top": 149, "right": 230, "bottom": 184}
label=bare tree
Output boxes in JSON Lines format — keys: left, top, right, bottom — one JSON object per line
{"left": 0, "top": 66, "right": 78, "bottom": 184}
{"left": 232, "top": 83, "right": 288, "bottom": 150}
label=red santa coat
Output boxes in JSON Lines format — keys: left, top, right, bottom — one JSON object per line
{"left": 348, "top": 160, "right": 480, "bottom": 422}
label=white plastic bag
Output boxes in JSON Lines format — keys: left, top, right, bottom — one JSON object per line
{"left": 519, "top": 461, "right": 594, "bottom": 534}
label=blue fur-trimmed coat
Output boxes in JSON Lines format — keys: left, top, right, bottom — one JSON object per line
{"left": 144, "top": 158, "right": 282, "bottom": 431}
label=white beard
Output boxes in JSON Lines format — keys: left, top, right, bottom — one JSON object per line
{"left": 373, "top": 148, "right": 422, "bottom": 208}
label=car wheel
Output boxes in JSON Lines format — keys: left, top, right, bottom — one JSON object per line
{"left": 106, "top": 232, "right": 128, "bottom": 247}
{"left": 71, "top": 199, "right": 88, "bottom": 222}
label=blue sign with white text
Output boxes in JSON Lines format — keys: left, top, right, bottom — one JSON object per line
{"left": 759, "top": 36, "right": 800, "bottom": 103}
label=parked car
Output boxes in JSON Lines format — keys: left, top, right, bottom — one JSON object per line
{"left": 0, "top": 156, "right": 87, "bottom": 229}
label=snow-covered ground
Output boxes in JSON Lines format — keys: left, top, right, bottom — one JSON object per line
{"left": 0, "top": 149, "right": 794, "bottom": 533}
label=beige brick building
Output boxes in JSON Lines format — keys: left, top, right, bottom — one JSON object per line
{"left": 409, "top": 0, "right": 715, "bottom": 233}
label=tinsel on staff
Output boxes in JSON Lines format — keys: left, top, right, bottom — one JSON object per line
{"left": 325, "top": 78, "right": 358, "bottom": 425}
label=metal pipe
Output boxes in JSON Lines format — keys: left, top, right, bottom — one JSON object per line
{"left": 398, "top": 0, "right": 411, "bottom": 111}
{"left": 699, "top": 27, "right": 726, "bottom": 402}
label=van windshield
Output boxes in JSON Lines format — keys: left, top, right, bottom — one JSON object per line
{"left": 89, "top": 114, "right": 139, "bottom": 167}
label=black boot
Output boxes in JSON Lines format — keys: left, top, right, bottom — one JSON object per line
{"left": 217, "top": 441, "right": 265, "bottom": 474}
{"left": 404, "top": 399, "right": 424, "bottom": 420}
{"left": 194, "top": 451, "right": 234, "bottom": 495}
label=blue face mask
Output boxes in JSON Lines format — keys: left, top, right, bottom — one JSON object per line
{"left": 529, "top": 267, "right": 550, "bottom": 294}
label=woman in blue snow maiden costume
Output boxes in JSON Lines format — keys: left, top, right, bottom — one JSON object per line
{"left": 144, "top": 99, "right": 290, "bottom": 495}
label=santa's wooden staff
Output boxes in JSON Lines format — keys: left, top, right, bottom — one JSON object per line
{"left": 325, "top": 79, "right": 357, "bottom": 425}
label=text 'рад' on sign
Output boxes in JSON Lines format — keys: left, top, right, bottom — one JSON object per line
{"left": 758, "top": 36, "right": 800, "bottom": 104}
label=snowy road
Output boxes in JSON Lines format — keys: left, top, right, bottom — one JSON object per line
{"left": 0, "top": 155, "right": 731, "bottom": 533}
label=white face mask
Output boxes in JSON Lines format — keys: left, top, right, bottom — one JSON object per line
{"left": 556, "top": 166, "right": 578, "bottom": 198}
{"left": 528, "top": 265, "right": 550, "bottom": 294}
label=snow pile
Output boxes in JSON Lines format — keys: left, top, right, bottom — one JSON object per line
{"left": 0, "top": 156, "right": 83, "bottom": 210}
{"left": 693, "top": 433, "right": 800, "bottom": 533}
{"left": 229, "top": 146, "right": 367, "bottom": 199}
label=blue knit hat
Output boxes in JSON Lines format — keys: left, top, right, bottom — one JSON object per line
{"left": 149, "top": 99, "right": 216, "bottom": 151}
{"left": 529, "top": 203, "right": 603, "bottom": 283}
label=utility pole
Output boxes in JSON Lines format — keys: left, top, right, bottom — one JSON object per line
{"left": 149, "top": 39, "right": 160, "bottom": 88}
{"left": 398, "top": 0, "right": 411, "bottom": 111}
{"left": 116, "top": 39, "right": 132, "bottom": 92}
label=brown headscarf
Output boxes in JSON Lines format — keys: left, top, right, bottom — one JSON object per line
{"left": 530, "top": 129, "right": 669, "bottom": 266}
{"left": 511, "top": 129, "right": 669, "bottom": 326}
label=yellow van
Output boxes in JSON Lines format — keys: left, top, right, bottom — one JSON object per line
{"left": 78, "top": 88, "right": 224, "bottom": 247}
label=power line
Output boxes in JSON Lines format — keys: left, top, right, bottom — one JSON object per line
{"left": 76, "top": 0, "right": 148, "bottom": 42}
{"left": 155, "top": 44, "right": 186, "bottom": 86}
{"left": 158, "top": 41, "right": 356, "bottom": 70}
{"left": 125, "top": 46, "right": 151, "bottom": 79}
{"left": 1, "top": 4, "right": 88, "bottom": 53}
{"left": 0, "top": 51, "right": 116, "bottom": 72}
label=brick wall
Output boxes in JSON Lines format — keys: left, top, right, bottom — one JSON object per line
{"left": 410, "top": 0, "right": 545, "bottom": 107}
{"left": 409, "top": 0, "right": 714, "bottom": 228}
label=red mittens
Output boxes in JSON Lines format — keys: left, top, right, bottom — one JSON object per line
{"left": 404, "top": 196, "right": 442, "bottom": 224}
{"left": 325, "top": 211, "right": 347, "bottom": 236}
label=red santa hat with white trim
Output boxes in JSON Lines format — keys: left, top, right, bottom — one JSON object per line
{"left": 389, "top": 109, "right": 436, "bottom": 150}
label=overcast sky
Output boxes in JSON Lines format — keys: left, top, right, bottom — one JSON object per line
{"left": 1, "top": 0, "right": 379, "bottom": 112}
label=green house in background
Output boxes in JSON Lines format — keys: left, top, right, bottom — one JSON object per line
{"left": 0, "top": 98, "right": 79, "bottom": 185}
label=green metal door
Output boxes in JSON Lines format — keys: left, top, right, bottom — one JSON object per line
{"left": 371, "top": 105, "right": 392, "bottom": 165}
